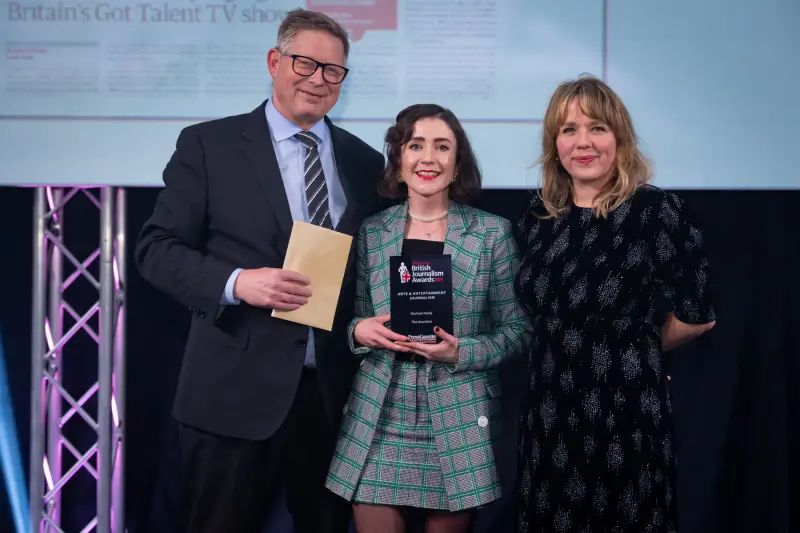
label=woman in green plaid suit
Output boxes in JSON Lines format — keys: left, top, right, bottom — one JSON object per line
{"left": 325, "top": 104, "right": 531, "bottom": 532}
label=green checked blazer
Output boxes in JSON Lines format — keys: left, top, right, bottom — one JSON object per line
{"left": 325, "top": 200, "right": 532, "bottom": 510}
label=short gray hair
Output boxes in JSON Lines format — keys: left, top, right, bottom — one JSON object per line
{"left": 276, "top": 8, "right": 350, "bottom": 58}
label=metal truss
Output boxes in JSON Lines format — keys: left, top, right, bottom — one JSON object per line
{"left": 29, "top": 187, "right": 127, "bottom": 533}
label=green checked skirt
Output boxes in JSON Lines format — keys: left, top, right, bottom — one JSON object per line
{"left": 353, "top": 359, "right": 448, "bottom": 510}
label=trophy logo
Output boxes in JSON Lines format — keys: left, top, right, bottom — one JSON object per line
{"left": 398, "top": 261, "right": 411, "bottom": 283}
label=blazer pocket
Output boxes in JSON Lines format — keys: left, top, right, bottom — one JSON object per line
{"left": 192, "top": 315, "right": 250, "bottom": 350}
{"left": 224, "top": 324, "right": 250, "bottom": 350}
{"left": 485, "top": 379, "right": 502, "bottom": 399}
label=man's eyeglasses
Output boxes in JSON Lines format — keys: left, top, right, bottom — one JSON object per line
{"left": 280, "top": 52, "right": 349, "bottom": 84}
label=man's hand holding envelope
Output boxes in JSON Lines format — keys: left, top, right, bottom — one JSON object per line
{"left": 269, "top": 221, "right": 353, "bottom": 331}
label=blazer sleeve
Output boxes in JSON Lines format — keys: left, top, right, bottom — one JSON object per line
{"left": 347, "top": 224, "right": 375, "bottom": 355}
{"left": 447, "top": 218, "right": 532, "bottom": 373}
{"left": 134, "top": 127, "right": 237, "bottom": 320}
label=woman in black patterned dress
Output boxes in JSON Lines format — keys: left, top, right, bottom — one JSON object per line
{"left": 514, "top": 76, "right": 717, "bottom": 532}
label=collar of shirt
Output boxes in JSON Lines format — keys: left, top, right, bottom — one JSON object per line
{"left": 265, "top": 98, "right": 330, "bottom": 146}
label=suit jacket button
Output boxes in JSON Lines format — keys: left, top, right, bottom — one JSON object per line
{"left": 477, "top": 416, "right": 488, "bottom": 428}
{"left": 296, "top": 339, "right": 308, "bottom": 348}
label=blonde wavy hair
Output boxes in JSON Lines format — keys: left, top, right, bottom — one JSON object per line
{"left": 538, "top": 75, "right": 652, "bottom": 219}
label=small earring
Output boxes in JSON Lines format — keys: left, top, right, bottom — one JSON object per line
{"left": 396, "top": 171, "right": 403, "bottom": 183}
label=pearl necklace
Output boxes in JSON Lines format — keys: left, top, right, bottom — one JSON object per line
{"left": 408, "top": 209, "right": 448, "bottom": 222}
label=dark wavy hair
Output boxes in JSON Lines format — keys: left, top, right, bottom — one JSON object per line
{"left": 378, "top": 104, "right": 481, "bottom": 203}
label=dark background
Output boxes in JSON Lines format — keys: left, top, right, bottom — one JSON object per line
{"left": 1, "top": 185, "right": 798, "bottom": 533}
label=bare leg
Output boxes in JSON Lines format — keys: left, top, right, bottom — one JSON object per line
{"left": 424, "top": 509, "right": 473, "bottom": 533}
{"left": 352, "top": 503, "right": 406, "bottom": 533}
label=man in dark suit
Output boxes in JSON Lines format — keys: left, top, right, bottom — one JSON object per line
{"left": 135, "top": 8, "right": 385, "bottom": 533}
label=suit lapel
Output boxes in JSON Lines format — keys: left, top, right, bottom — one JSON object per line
{"left": 372, "top": 203, "right": 406, "bottom": 312}
{"left": 381, "top": 201, "right": 406, "bottom": 255}
{"left": 328, "top": 120, "right": 367, "bottom": 288}
{"left": 240, "top": 100, "right": 293, "bottom": 237}
{"left": 444, "top": 202, "right": 472, "bottom": 260}
{"left": 444, "top": 203, "right": 475, "bottom": 314}
{"left": 443, "top": 201, "right": 471, "bottom": 258}
{"left": 327, "top": 119, "right": 361, "bottom": 236}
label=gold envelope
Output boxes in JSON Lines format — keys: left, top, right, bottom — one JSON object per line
{"left": 271, "top": 221, "right": 353, "bottom": 331}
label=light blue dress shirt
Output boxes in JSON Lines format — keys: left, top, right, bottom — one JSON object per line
{"left": 220, "top": 99, "right": 347, "bottom": 367}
